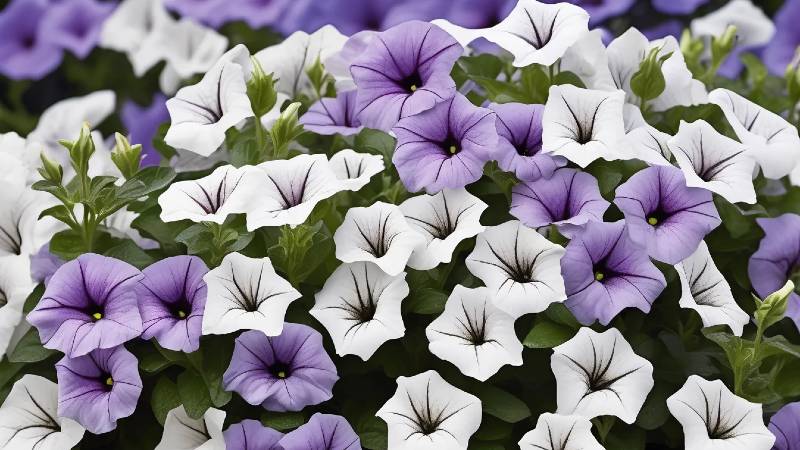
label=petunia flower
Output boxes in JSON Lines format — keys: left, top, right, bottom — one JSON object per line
{"left": 676, "top": 241, "right": 749, "bottom": 336}
{"left": 652, "top": 0, "right": 708, "bottom": 14}
{"left": 0, "top": 0, "right": 63, "bottom": 80}
{"left": 489, "top": 102, "right": 565, "bottom": 182}
{"left": 709, "top": 88, "right": 800, "bottom": 179}
{"left": 155, "top": 405, "right": 226, "bottom": 450}
{"left": 28, "top": 254, "right": 143, "bottom": 358}
{"left": 350, "top": 21, "right": 462, "bottom": 131}
{"left": 510, "top": 168, "right": 609, "bottom": 236}
{"left": 623, "top": 104, "right": 673, "bottom": 167}
{"left": 121, "top": 94, "right": 169, "bottom": 167}
{"left": 434, "top": 0, "right": 589, "bottom": 67}
{"left": 158, "top": 165, "right": 251, "bottom": 224}
{"left": 552, "top": 327, "right": 654, "bottom": 424}
{"left": 137, "top": 256, "right": 208, "bottom": 353}
{"left": 278, "top": 413, "right": 362, "bottom": 450}
{"left": 541, "top": 84, "right": 627, "bottom": 168}
{"left": 30, "top": 244, "right": 64, "bottom": 286}
{"left": 201, "top": 0, "right": 296, "bottom": 31}
{"left": 559, "top": 30, "right": 616, "bottom": 91}
{"left": 222, "top": 325, "right": 339, "bottom": 412}
{"left": 562, "top": 220, "right": 666, "bottom": 325}
{"left": 376, "top": 370, "right": 482, "bottom": 450}
{"left": 333, "top": 201, "right": 424, "bottom": 276}
{"left": 399, "top": 188, "right": 487, "bottom": 270}
{"left": 0, "top": 255, "right": 33, "bottom": 358}
{"left": 466, "top": 220, "right": 566, "bottom": 318}
{"left": 202, "top": 252, "right": 301, "bottom": 337}
{"left": 392, "top": 93, "right": 497, "bottom": 193}
{"left": 56, "top": 346, "right": 142, "bottom": 434}
{"left": 518, "top": 413, "right": 604, "bottom": 450}
{"left": 666, "top": 375, "right": 775, "bottom": 450}
{"left": 614, "top": 165, "right": 721, "bottom": 264}
{"left": 39, "top": 0, "right": 113, "bottom": 59}
{"left": 426, "top": 285, "right": 523, "bottom": 381}
{"left": 328, "top": 149, "right": 385, "bottom": 192}
{"left": 300, "top": 90, "right": 363, "bottom": 136}
{"left": 668, "top": 120, "right": 757, "bottom": 204}
{"left": 769, "top": 401, "right": 800, "bottom": 450}
{"left": 311, "top": 261, "right": 408, "bottom": 360}
{"left": 224, "top": 420, "right": 283, "bottom": 450}
{"left": 0, "top": 375, "right": 85, "bottom": 449}
{"left": 763, "top": 0, "right": 800, "bottom": 75}
{"left": 0, "top": 183, "right": 56, "bottom": 258}
{"left": 99, "top": 0, "right": 172, "bottom": 62}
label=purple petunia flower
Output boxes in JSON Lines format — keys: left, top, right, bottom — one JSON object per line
{"left": 137, "top": 256, "right": 208, "bottom": 353}
{"left": 651, "top": 0, "right": 709, "bottom": 15}
{"left": 769, "top": 401, "right": 800, "bottom": 450}
{"left": 56, "top": 346, "right": 143, "bottom": 434}
{"left": 28, "top": 253, "right": 144, "bottom": 358}
{"left": 164, "top": 0, "right": 298, "bottom": 30}
{"left": 764, "top": 0, "right": 800, "bottom": 75}
{"left": 510, "top": 168, "right": 609, "bottom": 236}
{"left": 748, "top": 214, "right": 800, "bottom": 331}
{"left": 121, "top": 94, "right": 170, "bottom": 167}
{"left": 0, "top": 0, "right": 63, "bottom": 80}
{"left": 39, "top": 0, "right": 113, "bottom": 59}
{"left": 392, "top": 93, "right": 497, "bottom": 193}
{"left": 540, "top": 0, "right": 634, "bottom": 25}
{"left": 224, "top": 419, "right": 283, "bottom": 450}
{"left": 562, "top": 220, "right": 666, "bottom": 325}
{"left": 295, "top": 0, "right": 448, "bottom": 36}
{"left": 489, "top": 102, "right": 565, "bottom": 182}
{"left": 614, "top": 166, "right": 721, "bottom": 264}
{"left": 299, "top": 90, "right": 363, "bottom": 136}
{"left": 444, "top": 0, "right": 514, "bottom": 28}
{"left": 278, "top": 413, "right": 362, "bottom": 450}
{"left": 350, "top": 21, "right": 462, "bottom": 131}
{"left": 30, "top": 244, "right": 65, "bottom": 286}
{"left": 222, "top": 324, "right": 339, "bottom": 412}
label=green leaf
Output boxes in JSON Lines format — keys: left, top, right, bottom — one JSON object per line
{"left": 151, "top": 376, "right": 181, "bottom": 426}
{"left": 49, "top": 229, "right": 86, "bottom": 260}
{"left": 104, "top": 239, "right": 155, "bottom": 269}
{"left": 740, "top": 53, "right": 767, "bottom": 89}
{"left": 760, "top": 335, "right": 800, "bottom": 359}
{"left": 473, "top": 384, "right": 531, "bottom": 423}
{"left": 457, "top": 54, "right": 504, "bottom": 79}
{"left": 175, "top": 224, "right": 215, "bottom": 254}
{"left": 356, "top": 417, "right": 388, "bottom": 450}
{"left": 7, "top": 328, "right": 55, "bottom": 363}
{"left": 523, "top": 319, "right": 575, "bottom": 349}
{"left": 177, "top": 369, "right": 212, "bottom": 419}
{"left": 405, "top": 286, "right": 448, "bottom": 315}
{"left": 354, "top": 129, "right": 396, "bottom": 162}
{"left": 261, "top": 411, "right": 306, "bottom": 431}
{"left": 139, "top": 348, "right": 174, "bottom": 374}
{"left": 116, "top": 166, "right": 177, "bottom": 200}
{"left": 39, "top": 205, "right": 78, "bottom": 228}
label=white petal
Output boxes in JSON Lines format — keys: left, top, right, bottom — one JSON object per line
{"left": 669, "top": 120, "right": 757, "bottom": 204}
{"left": 0, "top": 182, "right": 58, "bottom": 258}
{"left": 201, "top": 252, "right": 301, "bottom": 336}
{"left": 552, "top": 327, "right": 654, "bottom": 424}
{"left": 399, "top": 188, "right": 487, "bottom": 270}
{"left": 559, "top": 30, "right": 616, "bottom": 91}
{"left": 691, "top": 0, "right": 775, "bottom": 49}
{"left": 324, "top": 30, "right": 376, "bottom": 92}
{"left": 151, "top": 19, "right": 228, "bottom": 80}
{"left": 623, "top": 104, "right": 673, "bottom": 166}
{"left": 465, "top": 220, "right": 566, "bottom": 318}
{"left": 158, "top": 165, "right": 251, "bottom": 224}
{"left": 100, "top": 0, "right": 172, "bottom": 58}
{"left": 518, "top": 413, "right": 605, "bottom": 450}
{"left": 155, "top": 405, "right": 226, "bottom": 450}
{"left": 376, "top": 370, "right": 482, "bottom": 450}
{"left": 328, "top": 149, "right": 385, "bottom": 192}
{"left": 0, "top": 255, "right": 33, "bottom": 357}
{"left": 311, "top": 261, "right": 408, "bottom": 360}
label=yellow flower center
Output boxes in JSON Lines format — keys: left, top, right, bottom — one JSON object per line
{"left": 409, "top": 84, "right": 417, "bottom": 92}
{"left": 105, "top": 377, "right": 114, "bottom": 386}
{"left": 647, "top": 217, "right": 658, "bottom": 226}
{"left": 277, "top": 371, "right": 287, "bottom": 379}
{"left": 449, "top": 145, "right": 457, "bottom": 154}
{"left": 92, "top": 312, "right": 103, "bottom": 320}
{"left": 594, "top": 271, "right": 605, "bottom": 282}
{"left": 177, "top": 310, "right": 187, "bottom": 319}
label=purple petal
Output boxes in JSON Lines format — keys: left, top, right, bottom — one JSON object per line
{"left": 224, "top": 419, "right": 283, "bottom": 450}
{"left": 277, "top": 413, "right": 361, "bottom": 450}
{"left": 299, "top": 90, "right": 363, "bottom": 136}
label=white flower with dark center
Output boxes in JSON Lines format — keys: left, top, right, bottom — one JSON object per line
{"left": 709, "top": 88, "right": 800, "bottom": 179}
{"left": 465, "top": 220, "right": 566, "bottom": 318}
{"left": 542, "top": 84, "right": 627, "bottom": 168}
{"left": 376, "top": 370, "right": 482, "bottom": 450}
{"left": 155, "top": 405, "right": 226, "bottom": 450}
{"left": 518, "top": 413, "right": 605, "bottom": 450}
{"left": 551, "top": 327, "right": 654, "bottom": 424}
{"left": 202, "top": 252, "right": 301, "bottom": 336}
{"left": 333, "top": 201, "right": 424, "bottom": 276}
{"left": 426, "top": 285, "right": 522, "bottom": 381}
{"left": 434, "top": 0, "right": 589, "bottom": 67}
{"left": 0, "top": 182, "right": 57, "bottom": 258}
{"left": 242, "top": 154, "right": 347, "bottom": 230}
{"left": 559, "top": 30, "right": 616, "bottom": 91}
{"left": 311, "top": 261, "right": 408, "bottom": 360}
{"left": 158, "top": 165, "right": 250, "bottom": 224}
{"left": 399, "top": 189, "right": 487, "bottom": 271}
{"left": 328, "top": 149, "right": 385, "bottom": 192}
{"left": 623, "top": 105, "right": 672, "bottom": 166}
{"left": 0, "top": 256, "right": 33, "bottom": 358}
{"left": 666, "top": 375, "right": 775, "bottom": 450}
{"left": 0, "top": 375, "right": 85, "bottom": 450}
{"left": 675, "top": 241, "right": 749, "bottom": 336}
{"left": 668, "top": 120, "right": 757, "bottom": 204}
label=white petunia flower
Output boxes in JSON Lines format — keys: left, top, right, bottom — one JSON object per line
{"left": 0, "top": 132, "right": 38, "bottom": 185}
{"left": 0, "top": 255, "right": 34, "bottom": 358}
{"left": 164, "top": 45, "right": 254, "bottom": 157}
{"left": 691, "top": 1, "right": 775, "bottom": 51}
{"left": 675, "top": 241, "right": 749, "bottom": 336}
{"left": 333, "top": 201, "right": 424, "bottom": 276}
{"left": 201, "top": 252, "right": 301, "bottom": 337}
{"left": 0, "top": 182, "right": 57, "bottom": 258}
{"left": 0, "top": 375, "right": 85, "bottom": 450}
{"left": 541, "top": 85, "right": 627, "bottom": 168}
{"left": 426, "top": 285, "right": 522, "bottom": 381}
{"left": 668, "top": 120, "right": 757, "bottom": 204}
{"left": 328, "top": 149, "right": 385, "bottom": 192}
{"left": 559, "top": 30, "right": 616, "bottom": 91}
{"left": 241, "top": 154, "right": 347, "bottom": 230}
{"left": 399, "top": 189, "right": 487, "bottom": 271}
{"left": 551, "top": 327, "right": 654, "bottom": 424}
{"left": 709, "top": 88, "right": 800, "bottom": 179}
{"left": 666, "top": 375, "right": 775, "bottom": 450}
{"left": 376, "top": 370, "right": 482, "bottom": 450}
{"left": 518, "top": 413, "right": 605, "bottom": 450}
{"left": 100, "top": 0, "right": 172, "bottom": 66}
{"left": 434, "top": 0, "right": 589, "bottom": 67}
{"left": 465, "top": 220, "right": 566, "bottom": 319}
{"left": 155, "top": 405, "right": 226, "bottom": 450}
{"left": 311, "top": 261, "right": 408, "bottom": 360}
{"left": 158, "top": 165, "right": 251, "bottom": 224}
{"left": 623, "top": 105, "right": 673, "bottom": 166}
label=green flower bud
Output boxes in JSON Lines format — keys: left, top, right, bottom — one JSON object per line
{"left": 61, "top": 123, "right": 95, "bottom": 184}
{"left": 247, "top": 57, "right": 279, "bottom": 117}
{"left": 37, "top": 151, "right": 63, "bottom": 184}
{"left": 269, "top": 102, "right": 305, "bottom": 159}
{"left": 630, "top": 46, "right": 672, "bottom": 108}
{"left": 753, "top": 280, "right": 794, "bottom": 331}
{"left": 710, "top": 25, "right": 738, "bottom": 69}
{"left": 680, "top": 29, "right": 704, "bottom": 77}
{"left": 110, "top": 132, "right": 143, "bottom": 180}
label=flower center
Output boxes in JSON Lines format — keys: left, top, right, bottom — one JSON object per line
{"left": 169, "top": 298, "right": 193, "bottom": 320}
{"left": 646, "top": 208, "right": 667, "bottom": 227}
{"left": 105, "top": 377, "right": 114, "bottom": 386}
{"left": 647, "top": 217, "right": 658, "bottom": 226}
{"left": 400, "top": 72, "right": 423, "bottom": 94}
{"left": 92, "top": 311, "right": 103, "bottom": 321}
{"left": 594, "top": 271, "right": 605, "bottom": 282}
{"left": 441, "top": 135, "right": 460, "bottom": 156}
{"left": 270, "top": 362, "right": 291, "bottom": 380}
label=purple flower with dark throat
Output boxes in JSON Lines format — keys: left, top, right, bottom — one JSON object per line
{"left": 137, "top": 256, "right": 208, "bottom": 353}
{"left": 350, "top": 21, "right": 462, "bottom": 131}
{"left": 223, "top": 324, "right": 339, "bottom": 412}
{"left": 28, "top": 254, "right": 143, "bottom": 358}
{"left": 39, "top": 0, "right": 113, "bottom": 59}
{"left": 562, "top": 220, "right": 666, "bottom": 325}
{"left": 0, "top": 0, "right": 63, "bottom": 80}
{"left": 614, "top": 166, "right": 721, "bottom": 264}
{"left": 392, "top": 93, "right": 497, "bottom": 193}
{"left": 278, "top": 413, "right": 362, "bottom": 450}
{"left": 769, "top": 401, "right": 800, "bottom": 450}
{"left": 224, "top": 419, "right": 283, "bottom": 450}
{"left": 299, "top": 90, "right": 363, "bottom": 136}
{"left": 56, "top": 346, "right": 143, "bottom": 434}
